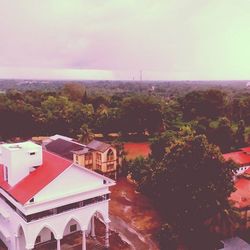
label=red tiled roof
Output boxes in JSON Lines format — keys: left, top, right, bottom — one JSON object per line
{"left": 245, "top": 168, "right": 250, "bottom": 175}
{"left": 0, "top": 150, "right": 72, "bottom": 204}
{"left": 230, "top": 178, "right": 250, "bottom": 209}
{"left": 223, "top": 151, "right": 250, "bottom": 165}
{"left": 240, "top": 147, "right": 250, "bottom": 153}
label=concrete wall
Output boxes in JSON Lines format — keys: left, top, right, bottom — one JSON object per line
{"left": 1, "top": 141, "right": 42, "bottom": 186}
{"left": 32, "top": 165, "right": 105, "bottom": 204}
{"left": 63, "top": 219, "right": 81, "bottom": 236}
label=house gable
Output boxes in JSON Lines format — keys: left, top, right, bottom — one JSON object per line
{"left": 32, "top": 165, "right": 111, "bottom": 203}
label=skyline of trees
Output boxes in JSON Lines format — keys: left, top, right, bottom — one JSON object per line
{"left": 1, "top": 82, "right": 250, "bottom": 152}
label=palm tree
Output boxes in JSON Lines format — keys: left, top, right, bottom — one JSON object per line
{"left": 77, "top": 124, "right": 94, "bottom": 144}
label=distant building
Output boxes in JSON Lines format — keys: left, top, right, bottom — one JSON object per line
{"left": 0, "top": 141, "right": 115, "bottom": 249}
{"left": 229, "top": 168, "right": 250, "bottom": 230}
{"left": 223, "top": 148, "right": 250, "bottom": 230}
{"left": 44, "top": 135, "right": 118, "bottom": 179}
{"left": 223, "top": 147, "right": 250, "bottom": 176}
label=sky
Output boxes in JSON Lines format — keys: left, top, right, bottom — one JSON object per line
{"left": 0, "top": 0, "right": 250, "bottom": 80}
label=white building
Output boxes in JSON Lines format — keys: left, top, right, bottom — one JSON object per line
{"left": 0, "top": 141, "right": 115, "bottom": 250}
{"left": 223, "top": 148, "right": 250, "bottom": 177}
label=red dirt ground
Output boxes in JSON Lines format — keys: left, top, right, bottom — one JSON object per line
{"left": 110, "top": 177, "right": 161, "bottom": 250}
{"left": 124, "top": 142, "right": 151, "bottom": 160}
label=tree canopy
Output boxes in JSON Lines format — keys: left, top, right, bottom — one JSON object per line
{"left": 129, "top": 135, "right": 237, "bottom": 249}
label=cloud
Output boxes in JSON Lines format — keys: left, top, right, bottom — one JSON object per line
{"left": 0, "top": 0, "right": 250, "bottom": 79}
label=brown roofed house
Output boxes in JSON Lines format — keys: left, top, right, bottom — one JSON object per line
{"left": 44, "top": 136, "right": 118, "bottom": 179}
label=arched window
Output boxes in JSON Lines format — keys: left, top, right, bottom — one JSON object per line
{"left": 107, "top": 149, "right": 114, "bottom": 162}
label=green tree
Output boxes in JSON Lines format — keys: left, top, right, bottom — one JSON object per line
{"left": 149, "top": 131, "right": 177, "bottom": 161}
{"left": 212, "top": 117, "right": 234, "bottom": 153}
{"left": 181, "top": 89, "right": 228, "bottom": 120}
{"left": 77, "top": 124, "right": 94, "bottom": 144}
{"left": 62, "top": 83, "right": 86, "bottom": 102}
{"left": 120, "top": 95, "right": 163, "bottom": 135}
{"left": 158, "top": 223, "right": 178, "bottom": 250}
{"left": 127, "top": 157, "right": 152, "bottom": 183}
{"left": 133, "top": 135, "right": 236, "bottom": 248}
{"left": 162, "top": 99, "right": 182, "bottom": 130}
{"left": 38, "top": 96, "right": 74, "bottom": 135}
{"left": 235, "top": 119, "right": 246, "bottom": 147}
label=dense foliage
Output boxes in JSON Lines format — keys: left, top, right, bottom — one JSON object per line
{"left": 1, "top": 81, "right": 250, "bottom": 153}
{"left": 127, "top": 135, "right": 237, "bottom": 249}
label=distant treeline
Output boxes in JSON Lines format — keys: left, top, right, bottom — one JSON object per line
{"left": 0, "top": 81, "right": 250, "bottom": 152}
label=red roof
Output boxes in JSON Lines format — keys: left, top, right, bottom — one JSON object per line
{"left": 223, "top": 151, "right": 250, "bottom": 165}
{"left": 230, "top": 178, "right": 250, "bottom": 208}
{"left": 240, "top": 147, "right": 250, "bottom": 153}
{"left": 0, "top": 150, "right": 72, "bottom": 204}
{"left": 245, "top": 168, "right": 250, "bottom": 175}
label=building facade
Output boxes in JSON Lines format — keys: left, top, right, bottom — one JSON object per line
{"left": 0, "top": 141, "right": 115, "bottom": 250}
{"left": 230, "top": 168, "right": 250, "bottom": 230}
{"left": 44, "top": 135, "right": 118, "bottom": 179}
{"left": 223, "top": 148, "right": 250, "bottom": 231}
{"left": 223, "top": 147, "right": 250, "bottom": 177}
{"left": 73, "top": 140, "right": 117, "bottom": 179}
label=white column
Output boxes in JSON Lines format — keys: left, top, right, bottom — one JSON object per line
{"left": 91, "top": 216, "right": 96, "bottom": 238}
{"left": 105, "top": 223, "right": 110, "bottom": 249}
{"left": 82, "top": 230, "right": 86, "bottom": 250}
{"left": 57, "top": 238, "right": 61, "bottom": 250}
{"left": 15, "top": 235, "right": 20, "bottom": 250}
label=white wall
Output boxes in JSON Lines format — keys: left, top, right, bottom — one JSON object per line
{"left": 1, "top": 141, "right": 42, "bottom": 186}
{"left": 32, "top": 165, "right": 105, "bottom": 203}
{"left": 0, "top": 192, "right": 110, "bottom": 249}
{"left": 235, "top": 165, "right": 250, "bottom": 176}
{"left": 63, "top": 219, "right": 81, "bottom": 236}
{"left": 36, "top": 227, "right": 54, "bottom": 244}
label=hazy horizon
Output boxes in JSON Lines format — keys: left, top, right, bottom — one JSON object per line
{"left": 1, "top": 0, "right": 250, "bottom": 80}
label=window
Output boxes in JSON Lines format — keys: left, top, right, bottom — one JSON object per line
{"left": 107, "top": 164, "right": 114, "bottom": 171}
{"left": 96, "top": 164, "right": 102, "bottom": 170}
{"left": 85, "top": 153, "right": 93, "bottom": 161}
{"left": 30, "top": 152, "right": 36, "bottom": 156}
{"left": 30, "top": 198, "right": 34, "bottom": 203}
{"left": 70, "top": 224, "right": 77, "bottom": 232}
{"left": 107, "top": 149, "right": 114, "bottom": 161}
{"left": 97, "top": 153, "right": 102, "bottom": 161}
{"left": 75, "top": 155, "right": 79, "bottom": 164}
{"left": 35, "top": 236, "right": 41, "bottom": 244}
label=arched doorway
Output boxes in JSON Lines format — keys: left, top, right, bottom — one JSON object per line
{"left": 87, "top": 211, "right": 110, "bottom": 249}
{"left": 61, "top": 218, "right": 82, "bottom": 246}
{"left": 17, "top": 226, "right": 26, "bottom": 250}
{"left": 34, "top": 227, "right": 56, "bottom": 250}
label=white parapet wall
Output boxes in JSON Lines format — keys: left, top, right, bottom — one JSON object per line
{"left": 0, "top": 141, "right": 42, "bottom": 186}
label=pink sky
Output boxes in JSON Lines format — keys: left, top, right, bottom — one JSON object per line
{"left": 0, "top": 0, "right": 250, "bottom": 80}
